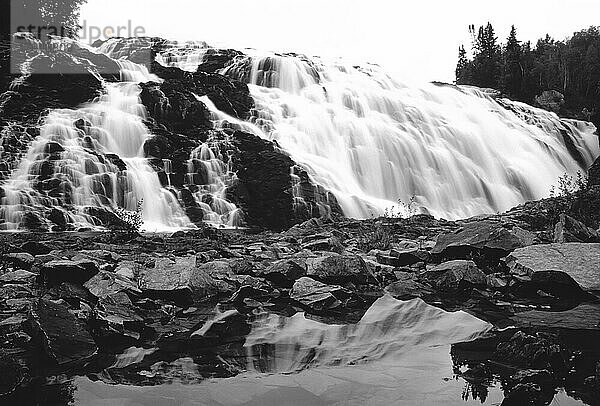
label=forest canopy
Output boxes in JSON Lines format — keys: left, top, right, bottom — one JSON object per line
{"left": 456, "top": 23, "right": 600, "bottom": 127}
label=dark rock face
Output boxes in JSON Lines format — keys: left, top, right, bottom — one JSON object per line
{"left": 27, "top": 298, "right": 97, "bottom": 365}
{"left": 136, "top": 55, "right": 339, "bottom": 230}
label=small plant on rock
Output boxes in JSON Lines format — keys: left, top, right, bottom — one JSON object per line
{"left": 112, "top": 199, "right": 144, "bottom": 234}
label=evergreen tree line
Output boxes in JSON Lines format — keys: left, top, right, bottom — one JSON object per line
{"left": 456, "top": 23, "right": 600, "bottom": 126}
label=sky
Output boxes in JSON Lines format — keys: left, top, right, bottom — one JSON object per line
{"left": 80, "top": 0, "right": 600, "bottom": 84}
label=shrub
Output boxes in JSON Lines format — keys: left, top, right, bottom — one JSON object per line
{"left": 112, "top": 199, "right": 144, "bottom": 234}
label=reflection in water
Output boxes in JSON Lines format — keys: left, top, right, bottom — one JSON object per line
{"left": 17, "top": 296, "right": 587, "bottom": 405}
{"left": 245, "top": 295, "right": 492, "bottom": 373}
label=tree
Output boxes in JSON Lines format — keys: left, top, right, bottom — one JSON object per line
{"left": 463, "top": 22, "right": 502, "bottom": 89}
{"left": 455, "top": 45, "right": 472, "bottom": 84}
{"left": 11, "top": 0, "right": 88, "bottom": 40}
{"left": 501, "top": 25, "right": 523, "bottom": 98}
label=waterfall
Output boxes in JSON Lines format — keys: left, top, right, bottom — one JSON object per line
{"left": 157, "top": 44, "right": 599, "bottom": 219}
{"left": 218, "top": 52, "right": 600, "bottom": 220}
{"left": 0, "top": 58, "right": 191, "bottom": 232}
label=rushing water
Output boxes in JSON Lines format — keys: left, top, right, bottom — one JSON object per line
{"left": 1, "top": 51, "right": 191, "bottom": 231}
{"left": 212, "top": 51, "right": 599, "bottom": 220}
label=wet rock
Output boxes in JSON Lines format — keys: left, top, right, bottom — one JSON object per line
{"left": 94, "top": 292, "right": 144, "bottom": 341}
{"left": 423, "top": 260, "right": 486, "bottom": 291}
{"left": 20, "top": 212, "right": 48, "bottom": 231}
{"left": 384, "top": 272, "right": 433, "bottom": 299}
{"left": 40, "top": 259, "right": 99, "bottom": 285}
{"left": 27, "top": 298, "right": 97, "bottom": 365}
{"left": 506, "top": 243, "right": 600, "bottom": 291}
{"left": 554, "top": 214, "right": 600, "bottom": 243}
{"left": 254, "top": 259, "right": 305, "bottom": 288}
{"left": 139, "top": 256, "right": 220, "bottom": 305}
{"left": 305, "top": 253, "right": 374, "bottom": 285}
{"left": 290, "top": 277, "right": 351, "bottom": 312}
{"left": 84, "top": 271, "right": 141, "bottom": 299}
{"left": 1, "top": 253, "right": 35, "bottom": 270}
{"left": 432, "top": 220, "right": 535, "bottom": 259}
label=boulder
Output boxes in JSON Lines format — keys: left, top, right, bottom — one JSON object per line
{"left": 255, "top": 259, "right": 306, "bottom": 287}
{"left": 506, "top": 243, "right": 600, "bottom": 291}
{"left": 384, "top": 272, "right": 433, "bottom": 299}
{"left": 290, "top": 277, "right": 351, "bottom": 312}
{"left": 1, "top": 252, "right": 35, "bottom": 270}
{"left": 40, "top": 260, "right": 99, "bottom": 285}
{"left": 94, "top": 292, "right": 144, "bottom": 341}
{"left": 83, "top": 271, "right": 141, "bottom": 299}
{"left": 27, "top": 298, "right": 97, "bottom": 365}
{"left": 423, "top": 260, "right": 486, "bottom": 291}
{"left": 432, "top": 220, "right": 535, "bottom": 258}
{"left": 305, "top": 253, "right": 374, "bottom": 285}
{"left": 553, "top": 214, "right": 600, "bottom": 243}
{"left": 19, "top": 241, "right": 52, "bottom": 255}
{"left": 0, "top": 270, "right": 36, "bottom": 284}
{"left": 139, "top": 256, "right": 220, "bottom": 304}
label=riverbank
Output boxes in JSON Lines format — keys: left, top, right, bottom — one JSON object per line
{"left": 1, "top": 188, "right": 600, "bottom": 404}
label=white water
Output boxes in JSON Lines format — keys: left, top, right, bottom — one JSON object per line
{"left": 157, "top": 46, "right": 599, "bottom": 219}
{"left": 222, "top": 53, "right": 599, "bottom": 219}
{"left": 1, "top": 60, "right": 191, "bottom": 231}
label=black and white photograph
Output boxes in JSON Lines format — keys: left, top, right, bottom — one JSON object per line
{"left": 1, "top": 0, "right": 600, "bottom": 404}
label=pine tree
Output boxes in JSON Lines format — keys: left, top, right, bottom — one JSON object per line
{"left": 471, "top": 22, "right": 502, "bottom": 89}
{"left": 455, "top": 45, "right": 472, "bottom": 84}
{"left": 502, "top": 25, "right": 523, "bottom": 98}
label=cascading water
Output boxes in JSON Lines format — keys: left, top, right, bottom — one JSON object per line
{"left": 219, "top": 52, "right": 600, "bottom": 219}
{"left": 0, "top": 50, "right": 191, "bottom": 232}
{"left": 157, "top": 45, "right": 599, "bottom": 219}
